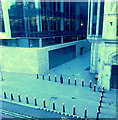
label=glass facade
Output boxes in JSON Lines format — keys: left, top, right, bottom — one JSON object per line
{"left": 0, "top": 1, "right": 5, "bottom": 32}
{"left": 8, "top": 1, "right": 88, "bottom": 38}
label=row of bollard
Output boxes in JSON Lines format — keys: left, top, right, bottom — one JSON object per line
{"left": 3, "top": 91, "right": 88, "bottom": 118}
{"left": 96, "top": 87, "right": 104, "bottom": 120}
{"left": 37, "top": 73, "right": 97, "bottom": 91}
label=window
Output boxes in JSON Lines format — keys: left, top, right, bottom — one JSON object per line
{"left": 0, "top": 1, "right": 5, "bottom": 32}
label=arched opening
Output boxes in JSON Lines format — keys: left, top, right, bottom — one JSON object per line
{"left": 110, "top": 65, "right": 118, "bottom": 88}
{"left": 110, "top": 55, "right": 118, "bottom": 89}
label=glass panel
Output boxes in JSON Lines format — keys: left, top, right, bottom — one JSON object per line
{"left": 42, "top": 37, "right": 61, "bottom": 47}
{"left": 29, "top": 39, "right": 39, "bottom": 47}
{"left": 99, "top": 1, "right": 104, "bottom": 35}
{"left": 92, "top": 2, "right": 98, "bottom": 34}
{"left": 0, "top": 1, "right": 5, "bottom": 32}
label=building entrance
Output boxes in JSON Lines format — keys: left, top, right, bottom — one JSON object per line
{"left": 110, "top": 65, "right": 118, "bottom": 89}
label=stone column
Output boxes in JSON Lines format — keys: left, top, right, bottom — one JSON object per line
{"left": 98, "top": 64, "right": 111, "bottom": 90}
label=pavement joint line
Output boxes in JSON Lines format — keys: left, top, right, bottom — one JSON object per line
{"left": 0, "top": 108, "right": 32, "bottom": 117}
{"left": 0, "top": 109, "right": 31, "bottom": 118}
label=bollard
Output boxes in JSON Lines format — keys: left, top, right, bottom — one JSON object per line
{"left": 60, "top": 75, "right": 63, "bottom": 84}
{"left": 89, "top": 80, "right": 92, "bottom": 88}
{"left": 18, "top": 94, "right": 21, "bottom": 102}
{"left": 62, "top": 103, "right": 65, "bottom": 112}
{"left": 52, "top": 101, "right": 56, "bottom": 110}
{"left": 74, "top": 78, "right": 77, "bottom": 85}
{"left": 42, "top": 73, "right": 44, "bottom": 79}
{"left": 100, "top": 98, "right": 102, "bottom": 103}
{"left": 68, "top": 77, "right": 70, "bottom": 84}
{"left": 26, "top": 96, "right": 29, "bottom": 104}
{"left": 48, "top": 74, "right": 51, "bottom": 81}
{"left": 100, "top": 98, "right": 102, "bottom": 107}
{"left": 34, "top": 97, "right": 37, "bottom": 106}
{"left": 96, "top": 111, "right": 99, "bottom": 120}
{"left": 10, "top": 92, "right": 14, "bottom": 100}
{"left": 98, "top": 104, "right": 101, "bottom": 113}
{"left": 94, "top": 84, "right": 96, "bottom": 92}
{"left": 54, "top": 75, "right": 57, "bottom": 82}
{"left": 102, "top": 86, "right": 104, "bottom": 90}
{"left": 36, "top": 74, "right": 39, "bottom": 79}
{"left": 4, "top": 92, "right": 7, "bottom": 99}
{"left": 100, "top": 94, "right": 103, "bottom": 100}
{"left": 84, "top": 108, "right": 87, "bottom": 118}
{"left": 102, "top": 89, "right": 104, "bottom": 94}
{"left": 82, "top": 79, "right": 84, "bottom": 87}
{"left": 43, "top": 99, "right": 46, "bottom": 108}
{"left": 73, "top": 105, "right": 76, "bottom": 115}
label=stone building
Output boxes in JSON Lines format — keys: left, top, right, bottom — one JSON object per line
{"left": 87, "top": 0, "right": 118, "bottom": 90}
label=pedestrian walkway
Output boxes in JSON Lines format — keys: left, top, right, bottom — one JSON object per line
{"left": 1, "top": 52, "right": 116, "bottom": 118}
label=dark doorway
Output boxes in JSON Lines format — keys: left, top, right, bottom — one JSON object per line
{"left": 80, "top": 47, "right": 84, "bottom": 55}
{"left": 110, "top": 65, "right": 118, "bottom": 89}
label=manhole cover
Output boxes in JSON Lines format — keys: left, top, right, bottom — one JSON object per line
{"left": 51, "top": 97, "right": 57, "bottom": 99}
{"left": 72, "top": 97, "right": 77, "bottom": 99}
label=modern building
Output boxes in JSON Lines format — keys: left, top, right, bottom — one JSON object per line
{"left": 0, "top": 1, "right": 90, "bottom": 74}
{"left": 87, "top": 0, "right": 118, "bottom": 90}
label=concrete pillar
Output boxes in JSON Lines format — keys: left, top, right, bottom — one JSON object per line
{"left": 1, "top": 1, "right": 11, "bottom": 39}
{"left": 39, "top": 38, "right": 42, "bottom": 47}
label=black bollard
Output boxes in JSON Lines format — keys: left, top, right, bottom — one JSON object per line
{"left": 68, "top": 77, "right": 70, "bottom": 84}
{"left": 60, "top": 75, "right": 63, "bottom": 84}
{"left": 48, "top": 74, "right": 51, "bottom": 81}
{"left": 82, "top": 80, "right": 84, "bottom": 87}
{"left": 96, "top": 111, "right": 99, "bottom": 120}
{"left": 36, "top": 74, "right": 39, "bottom": 79}
{"left": 42, "top": 73, "right": 44, "bottom": 79}
{"left": 43, "top": 99, "right": 46, "bottom": 108}
{"left": 94, "top": 84, "right": 96, "bottom": 92}
{"left": 4, "top": 92, "right": 7, "bottom": 99}
{"left": 100, "top": 98, "right": 102, "bottom": 103}
{"left": 73, "top": 105, "right": 76, "bottom": 115}
{"left": 74, "top": 78, "right": 77, "bottom": 85}
{"left": 89, "top": 80, "right": 92, "bottom": 88}
{"left": 26, "top": 96, "right": 29, "bottom": 104}
{"left": 100, "top": 98, "right": 102, "bottom": 107}
{"left": 62, "top": 103, "right": 65, "bottom": 112}
{"left": 98, "top": 104, "right": 101, "bottom": 113}
{"left": 34, "top": 97, "right": 37, "bottom": 106}
{"left": 11, "top": 92, "right": 14, "bottom": 100}
{"left": 52, "top": 101, "right": 56, "bottom": 110}
{"left": 102, "top": 89, "right": 104, "bottom": 94}
{"left": 18, "top": 94, "right": 21, "bottom": 102}
{"left": 102, "top": 86, "right": 104, "bottom": 90}
{"left": 101, "top": 94, "right": 103, "bottom": 100}
{"left": 54, "top": 75, "right": 57, "bottom": 82}
{"left": 84, "top": 108, "right": 87, "bottom": 118}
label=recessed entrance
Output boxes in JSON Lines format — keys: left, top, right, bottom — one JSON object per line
{"left": 110, "top": 65, "right": 118, "bottom": 89}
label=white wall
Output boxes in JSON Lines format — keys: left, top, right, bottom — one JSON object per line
{"left": 1, "top": 40, "right": 90, "bottom": 74}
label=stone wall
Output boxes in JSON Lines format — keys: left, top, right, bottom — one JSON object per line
{"left": 0, "top": 40, "right": 90, "bottom": 74}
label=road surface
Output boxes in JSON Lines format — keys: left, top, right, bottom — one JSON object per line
{"left": 0, "top": 100, "right": 74, "bottom": 118}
